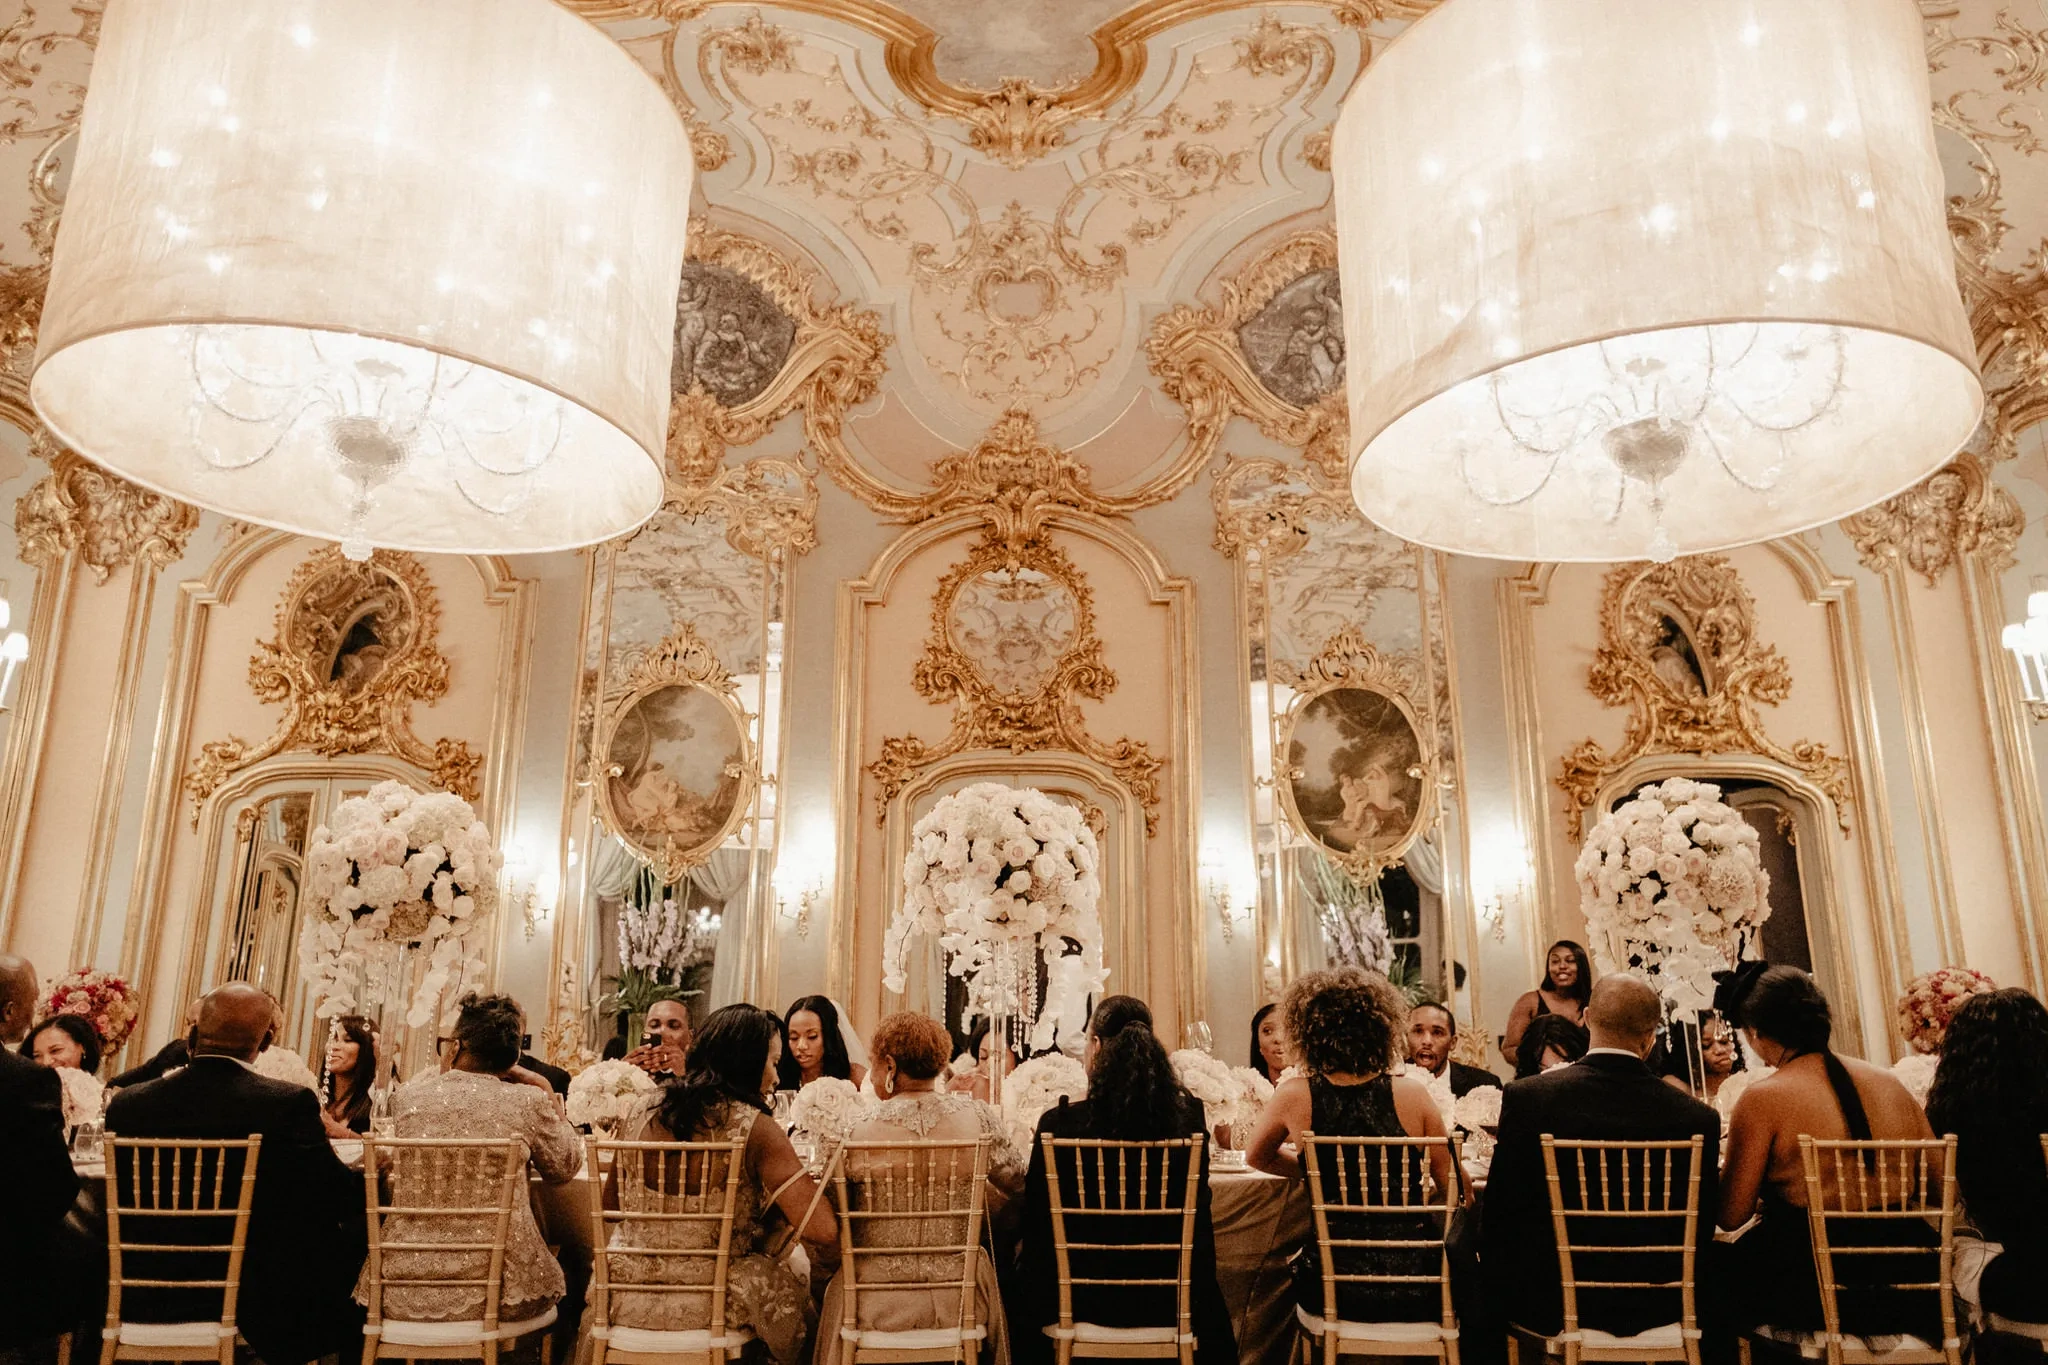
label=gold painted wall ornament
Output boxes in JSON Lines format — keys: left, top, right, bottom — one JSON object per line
{"left": 593, "top": 624, "right": 758, "bottom": 882}
{"left": 868, "top": 524, "right": 1163, "bottom": 832}
{"left": 1556, "top": 557, "right": 1852, "bottom": 841}
{"left": 184, "top": 548, "right": 482, "bottom": 820}
{"left": 1273, "top": 625, "right": 1438, "bottom": 882}
{"left": 15, "top": 435, "right": 199, "bottom": 584}
{"left": 1840, "top": 450, "right": 2022, "bottom": 588}
{"left": 868, "top": 406, "right": 1150, "bottom": 534}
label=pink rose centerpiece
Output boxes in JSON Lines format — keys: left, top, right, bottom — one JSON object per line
{"left": 1896, "top": 966, "right": 1995, "bottom": 1055}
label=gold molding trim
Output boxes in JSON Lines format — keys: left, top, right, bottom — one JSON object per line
{"left": 1840, "top": 452, "right": 2022, "bottom": 588}
{"left": 183, "top": 547, "right": 483, "bottom": 821}
{"left": 1271, "top": 623, "right": 1438, "bottom": 884}
{"left": 15, "top": 435, "right": 199, "bottom": 584}
{"left": 867, "top": 519, "right": 1163, "bottom": 832}
{"left": 1556, "top": 556, "right": 1853, "bottom": 842}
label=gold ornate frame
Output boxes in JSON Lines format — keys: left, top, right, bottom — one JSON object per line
{"left": 593, "top": 624, "right": 759, "bottom": 883}
{"left": 1274, "top": 624, "right": 1438, "bottom": 883}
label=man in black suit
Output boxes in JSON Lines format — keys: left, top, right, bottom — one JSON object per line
{"left": 1480, "top": 975, "right": 1720, "bottom": 1342}
{"left": 0, "top": 952, "right": 88, "bottom": 1350}
{"left": 104, "top": 982, "right": 365, "bottom": 1365}
{"left": 1406, "top": 1001, "right": 1504, "bottom": 1098}
{"left": 514, "top": 1003, "right": 571, "bottom": 1096}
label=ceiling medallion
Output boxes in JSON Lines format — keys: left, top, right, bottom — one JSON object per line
{"left": 1556, "top": 556, "right": 1851, "bottom": 841}
{"left": 33, "top": 0, "right": 692, "bottom": 559}
{"left": 185, "top": 547, "right": 482, "bottom": 822}
{"left": 1335, "top": 0, "right": 1981, "bottom": 562}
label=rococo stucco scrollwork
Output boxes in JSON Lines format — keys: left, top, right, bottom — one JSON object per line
{"left": 184, "top": 548, "right": 483, "bottom": 820}
{"left": 1840, "top": 450, "right": 2023, "bottom": 587}
{"left": 1556, "top": 557, "right": 1853, "bottom": 841}
{"left": 15, "top": 433, "right": 199, "bottom": 584}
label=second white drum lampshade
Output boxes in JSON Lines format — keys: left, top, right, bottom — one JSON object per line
{"left": 31, "top": 0, "right": 693, "bottom": 558}
{"left": 1333, "top": 0, "right": 1983, "bottom": 563}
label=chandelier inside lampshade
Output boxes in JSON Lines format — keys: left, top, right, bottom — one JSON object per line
{"left": 30, "top": 0, "right": 693, "bottom": 558}
{"left": 1333, "top": 0, "right": 1983, "bottom": 563}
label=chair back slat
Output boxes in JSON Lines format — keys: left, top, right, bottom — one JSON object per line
{"left": 1798, "top": 1136, "right": 1959, "bottom": 1361}
{"left": 1539, "top": 1136, "right": 1704, "bottom": 1339}
{"left": 1300, "top": 1132, "right": 1462, "bottom": 1331}
{"left": 832, "top": 1138, "right": 990, "bottom": 1356}
{"left": 360, "top": 1136, "right": 528, "bottom": 1332}
{"left": 103, "top": 1136, "right": 264, "bottom": 1339}
{"left": 1041, "top": 1136, "right": 1202, "bottom": 1343}
{"left": 586, "top": 1137, "right": 749, "bottom": 1349}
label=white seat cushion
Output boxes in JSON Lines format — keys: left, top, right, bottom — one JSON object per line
{"left": 1044, "top": 1324, "right": 1192, "bottom": 1345}
{"left": 1988, "top": 1316, "right": 2048, "bottom": 1344}
{"left": 596, "top": 1325, "right": 757, "bottom": 1354}
{"left": 841, "top": 1327, "right": 988, "bottom": 1350}
{"left": 1750, "top": 1327, "right": 1935, "bottom": 1358}
{"left": 1512, "top": 1322, "right": 1686, "bottom": 1352}
{"left": 110, "top": 1322, "right": 236, "bottom": 1347}
{"left": 1296, "top": 1307, "right": 1454, "bottom": 1344}
{"left": 373, "top": 1308, "right": 558, "bottom": 1346}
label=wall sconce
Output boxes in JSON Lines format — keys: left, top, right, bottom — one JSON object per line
{"left": 1199, "top": 847, "right": 1248, "bottom": 943}
{"left": 1475, "top": 880, "right": 1519, "bottom": 944}
{"left": 502, "top": 844, "right": 556, "bottom": 943}
{"left": 0, "top": 584, "right": 27, "bottom": 714}
{"left": 2002, "top": 587, "right": 2048, "bottom": 722}
{"left": 774, "top": 865, "right": 825, "bottom": 940}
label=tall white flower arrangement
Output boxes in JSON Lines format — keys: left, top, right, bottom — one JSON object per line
{"left": 884, "top": 783, "right": 1107, "bottom": 1052}
{"left": 1574, "top": 777, "right": 1770, "bottom": 1012}
{"left": 298, "top": 780, "right": 501, "bottom": 1027}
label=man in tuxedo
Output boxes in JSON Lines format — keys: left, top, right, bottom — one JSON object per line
{"left": 0, "top": 952, "right": 87, "bottom": 1350}
{"left": 515, "top": 1003, "right": 571, "bottom": 1096}
{"left": 1480, "top": 975, "right": 1720, "bottom": 1342}
{"left": 1406, "top": 1001, "right": 1503, "bottom": 1098}
{"left": 104, "top": 982, "right": 365, "bottom": 1365}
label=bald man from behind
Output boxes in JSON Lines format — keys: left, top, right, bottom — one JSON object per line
{"left": 1478, "top": 975, "right": 1721, "bottom": 1351}
{"left": 0, "top": 952, "right": 87, "bottom": 1350}
{"left": 105, "top": 982, "right": 366, "bottom": 1365}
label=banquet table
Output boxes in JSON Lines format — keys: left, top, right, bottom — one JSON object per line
{"left": 1210, "top": 1167, "right": 1312, "bottom": 1365}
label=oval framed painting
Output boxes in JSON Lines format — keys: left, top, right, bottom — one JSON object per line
{"left": 1280, "top": 682, "right": 1431, "bottom": 869}
{"left": 596, "top": 679, "right": 754, "bottom": 878}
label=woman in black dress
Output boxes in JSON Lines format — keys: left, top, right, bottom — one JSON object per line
{"left": 1017, "top": 996, "right": 1236, "bottom": 1365}
{"left": 1247, "top": 968, "right": 1455, "bottom": 1323}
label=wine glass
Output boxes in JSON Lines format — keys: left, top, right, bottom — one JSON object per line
{"left": 1183, "top": 1021, "right": 1214, "bottom": 1055}
{"left": 771, "top": 1089, "right": 797, "bottom": 1133}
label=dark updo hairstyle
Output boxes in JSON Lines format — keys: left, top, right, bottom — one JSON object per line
{"left": 1247, "top": 1002, "right": 1281, "bottom": 1081}
{"left": 776, "top": 995, "right": 853, "bottom": 1091}
{"left": 661, "top": 1003, "right": 779, "bottom": 1141}
{"left": 320, "top": 1015, "right": 379, "bottom": 1129}
{"left": 23, "top": 1013, "right": 103, "bottom": 1074}
{"left": 1085, "top": 995, "right": 1193, "bottom": 1141}
{"left": 1283, "top": 968, "right": 1407, "bottom": 1079}
{"left": 449, "top": 993, "right": 523, "bottom": 1073}
{"left": 1542, "top": 939, "right": 1594, "bottom": 1008}
{"left": 1738, "top": 965, "right": 1833, "bottom": 1054}
{"left": 1513, "top": 1014, "right": 1589, "bottom": 1080}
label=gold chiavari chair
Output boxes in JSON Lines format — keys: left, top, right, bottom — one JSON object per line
{"left": 1509, "top": 1137, "right": 1705, "bottom": 1365}
{"left": 830, "top": 1138, "right": 993, "bottom": 1365}
{"left": 100, "top": 1136, "right": 262, "bottom": 1365}
{"left": 359, "top": 1135, "right": 549, "bottom": 1365}
{"left": 1295, "top": 1133, "right": 1464, "bottom": 1365}
{"left": 1975, "top": 1137, "right": 2048, "bottom": 1350}
{"left": 584, "top": 1137, "right": 751, "bottom": 1365}
{"left": 1739, "top": 1137, "right": 1959, "bottom": 1365}
{"left": 1040, "top": 1136, "right": 1205, "bottom": 1365}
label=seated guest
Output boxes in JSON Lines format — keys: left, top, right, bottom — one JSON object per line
{"left": 23, "top": 1012, "right": 103, "bottom": 1074}
{"left": 1249, "top": 969, "right": 1456, "bottom": 1324}
{"left": 820, "top": 1012, "right": 1022, "bottom": 1359}
{"left": 1922, "top": 989, "right": 2048, "bottom": 1323}
{"left": 108, "top": 1000, "right": 198, "bottom": 1088}
{"left": 1249, "top": 1001, "right": 1288, "bottom": 1083}
{"left": 1512, "top": 1013, "right": 1589, "bottom": 1080}
{"left": 516, "top": 1002, "right": 571, "bottom": 1095}
{"left": 318, "top": 1013, "right": 378, "bottom": 1138}
{"left": 371, "top": 993, "right": 582, "bottom": 1329}
{"left": 615, "top": 997, "right": 694, "bottom": 1080}
{"left": 605, "top": 1003, "right": 836, "bottom": 1365}
{"left": 0, "top": 953, "right": 86, "bottom": 1351}
{"left": 945, "top": 1019, "right": 1016, "bottom": 1103}
{"left": 1018, "top": 996, "right": 1237, "bottom": 1365}
{"left": 1483, "top": 975, "right": 1719, "bottom": 1340}
{"left": 779, "top": 994, "right": 868, "bottom": 1090}
{"left": 1663, "top": 1012, "right": 1742, "bottom": 1104}
{"left": 105, "top": 981, "right": 364, "bottom": 1365}
{"left": 1503, "top": 940, "right": 1592, "bottom": 1069}
{"left": 1407, "top": 1000, "right": 1501, "bottom": 1098}
{"left": 1717, "top": 966, "right": 1936, "bottom": 1340}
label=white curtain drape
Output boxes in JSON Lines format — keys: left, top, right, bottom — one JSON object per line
{"left": 694, "top": 848, "right": 754, "bottom": 1009}
{"left": 1403, "top": 832, "right": 1446, "bottom": 896}
{"left": 587, "top": 834, "right": 642, "bottom": 900}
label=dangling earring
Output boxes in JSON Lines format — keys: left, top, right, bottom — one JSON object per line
{"left": 883, "top": 1066, "right": 897, "bottom": 1096}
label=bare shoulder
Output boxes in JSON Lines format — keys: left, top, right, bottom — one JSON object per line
{"left": 1272, "top": 1074, "right": 1312, "bottom": 1105}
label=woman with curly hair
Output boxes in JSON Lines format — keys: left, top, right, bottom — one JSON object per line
{"left": 1925, "top": 988, "right": 2048, "bottom": 1324}
{"left": 1017, "top": 996, "right": 1236, "bottom": 1365}
{"left": 1247, "top": 968, "right": 1454, "bottom": 1323}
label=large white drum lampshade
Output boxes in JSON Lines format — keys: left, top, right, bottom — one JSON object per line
{"left": 1333, "top": 0, "right": 1983, "bottom": 563}
{"left": 31, "top": 0, "right": 692, "bottom": 558}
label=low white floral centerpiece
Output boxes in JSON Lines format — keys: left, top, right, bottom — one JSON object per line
{"left": 1575, "top": 777, "right": 1771, "bottom": 1012}
{"left": 1001, "top": 1051, "right": 1088, "bottom": 1152}
{"left": 790, "top": 1076, "right": 873, "bottom": 1143}
{"left": 1169, "top": 1049, "right": 1273, "bottom": 1138}
{"left": 567, "top": 1059, "right": 660, "bottom": 1134}
{"left": 299, "top": 780, "right": 500, "bottom": 1028}
{"left": 55, "top": 1065, "right": 103, "bottom": 1129}
{"left": 884, "top": 784, "right": 1107, "bottom": 1055}
{"left": 253, "top": 1045, "right": 319, "bottom": 1092}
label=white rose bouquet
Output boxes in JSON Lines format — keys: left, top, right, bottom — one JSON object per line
{"left": 790, "top": 1077, "right": 873, "bottom": 1143}
{"left": 1451, "top": 1086, "right": 1502, "bottom": 1133}
{"left": 1889, "top": 1053, "right": 1938, "bottom": 1108}
{"left": 1574, "top": 778, "right": 1770, "bottom": 1012}
{"left": 885, "top": 784, "right": 1108, "bottom": 1052}
{"left": 1170, "top": 1048, "right": 1242, "bottom": 1131}
{"left": 55, "top": 1065, "right": 103, "bottom": 1129}
{"left": 298, "top": 780, "right": 501, "bottom": 1027}
{"left": 253, "top": 1045, "right": 319, "bottom": 1093}
{"left": 1001, "top": 1051, "right": 1088, "bottom": 1152}
{"left": 567, "top": 1059, "right": 660, "bottom": 1133}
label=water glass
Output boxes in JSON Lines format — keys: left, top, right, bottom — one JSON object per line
{"left": 1183, "top": 1021, "right": 1214, "bottom": 1054}
{"left": 771, "top": 1089, "right": 797, "bottom": 1132}
{"left": 70, "top": 1119, "right": 104, "bottom": 1165}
